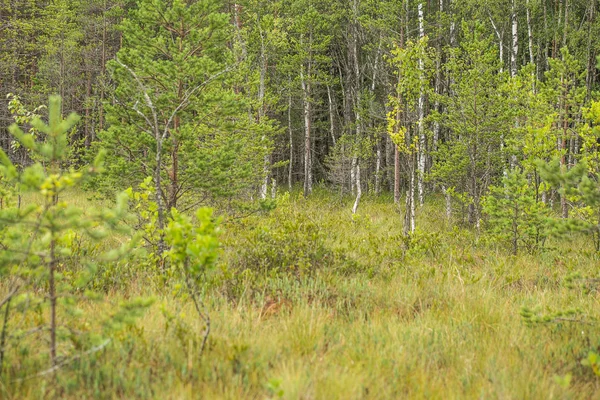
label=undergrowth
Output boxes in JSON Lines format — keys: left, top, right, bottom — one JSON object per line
{"left": 2, "top": 188, "right": 600, "bottom": 399}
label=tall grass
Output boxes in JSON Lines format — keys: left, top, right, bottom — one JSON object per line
{"left": 2, "top": 189, "right": 599, "bottom": 399}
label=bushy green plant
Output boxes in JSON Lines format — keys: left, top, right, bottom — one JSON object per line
{"left": 164, "top": 207, "right": 220, "bottom": 357}
{"left": 117, "top": 176, "right": 222, "bottom": 359}
{"left": 230, "top": 193, "right": 335, "bottom": 276}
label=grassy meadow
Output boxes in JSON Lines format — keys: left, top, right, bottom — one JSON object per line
{"left": 2, "top": 189, "right": 600, "bottom": 399}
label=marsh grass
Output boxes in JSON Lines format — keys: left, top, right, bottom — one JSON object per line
{"left": 2, "top": 189, "right": 600, "bottom": 399}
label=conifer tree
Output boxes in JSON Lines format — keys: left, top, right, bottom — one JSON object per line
{"left": 100, "top": 0, "right": 270, "bottom": 221}
{"left": 0, "top": 96, "right": 150, "bottom": 373}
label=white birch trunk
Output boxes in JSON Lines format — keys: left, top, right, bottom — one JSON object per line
{"left": 404, "top": 157, "right": 416, "bottom": 235}
{"left": 511, "top": 0, "right": 519, "bottom": 77}
{"left": 351, "top": 157, "right": 357, "bottom": 195}
{"left": 258, "top": 32, "right": 269, "bottom": 200}
{"left": 288, "top": 88, "right": 293, "bottom": 190}
{"left": 301, "top": 66, "right": 312, "bottom": 197}
{"left": 372, "top": 38, "right": 382, "bottom": 195}
{"left": 433, "top": 0, "right": 442, "bottom": 155}
{"left": 489, "top": 14, "right": 504, "bottom": 73}
{"left": 449, "top": 0, "right": 456, "bottom": 47}
{"left": 351, "top": 0, "right": 361, "bottom": 201}
{"left": 526, "top": 0, "right": 535, "bottom": 65}
{"left": 352, "top": 164, "right": 362, "bottom": 214}
{"left": 417, "top": 2, "right": 426, "bottom": 206}
{"left": 327, "top": 84, "right": 336, "bottom": 147}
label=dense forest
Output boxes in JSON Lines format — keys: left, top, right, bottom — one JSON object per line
{"left": 2, "top": 0, "right": 600, "bottom": 398}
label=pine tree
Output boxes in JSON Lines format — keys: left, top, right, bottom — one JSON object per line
{"left": 100, "top": 0, "right": 271, "bottom": 227}
{"left": 483, "top": 170, "right": 551, "bottom": 255}
{"left": 0, "top": 95, "right": 150, "bottom": 373}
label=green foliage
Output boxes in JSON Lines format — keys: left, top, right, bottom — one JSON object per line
{"left": 401, "top": 228, "right": 445, "bottom": 260}
{"left": 165, "top": 207, "right": 220, "bottom": 280}
{"left": 483, "top": 170, "right": 552, "bottom": 255}
{"left": 432, "top": 22, "right": 510, "bottom": 225}
{"left": 539, "top": 158, "right": 600, "bottom": 250}
{"left": 581, "top": 352, "right": 600, "bottom": 377}
{"left": 230, "top": 193, "right": 335, "bottom": 277}
{"left": 99, "top": 0, "right": 271, "bottom": 209}
{"left": 0, "top": 96, "right": 151, "bottom": 376}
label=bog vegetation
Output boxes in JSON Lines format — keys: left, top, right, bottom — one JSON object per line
{"left": 2, "top": 0, "right": 600, "bottom": 398}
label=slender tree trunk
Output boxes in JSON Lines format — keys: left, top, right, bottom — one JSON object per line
{"left": 394, "top": 146, "right": 401, "bottom": 204}
{"left": 371, "top": 38, "right": 382, "bottom": 195}
{"left": 385, "top": 134, "right": 393, "bottom": 192}
{"left": 511, "top": 0, "right": 519, "bottom": 77}
{"left": 417, "top": 2, "right": 426, "bottom": 206}
{"left": 586, "top": 0, "right": 597, "bottom": 99}
{"left": 258, "top": 32, "right": 269, "bottom": 200}
{"left": 49, "top": 231, "right": 58, "bottom": 367}
{"left": 489, "top": 14, "right": 505, "bottom": 73}
{"left": 432, "top": 0, "right": 443, "bottom": 158}
{"left": 375, "top": 140, "right": 382, "bottom": 195}
{"left": 327, "top": 84, "right": 336, "bottom": 147}
{"left": 449, "top": 0, "right": 456, "bottom": 47}
{"left": 561, "top": 82, "right": 569, "bottom": 218}
{"left": 544, "top": 0, "right": 550, "bottom": 72}
{"left": 99, "top": 0, "right": 107, "bottom": 132}
{"left": 288, "top": 87, "right": 293, "bottom": 190}
{"left": 555, "top": 0, "right": 562, "bottom": 58}
{"left": 404, "top": 151, "right": 416, "bottom": 235}
{"left": 526, "top": 0, "right": 535, "bottom": 65}
{"left": 352, "top": 164, "right": 362, "bottom": 214}
{"left": 301, "top": 66, "right": 312, "bottom": 197}
{"left": 443, "top": 185, "right": 452, "bottom": 221}
{"left": 393, "top": 71, "right": 402, "bottom": 204}
{"left": 563, "top": 0, "right": 569, "bottom": 47}
{"left": 352, "top": 0, "right": 362, "bottom": 209}
{"left": 85, "top": 70, "right": 92, "bottom": 148}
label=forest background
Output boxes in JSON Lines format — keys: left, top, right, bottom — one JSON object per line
{"left": 2, "top": 0, "right": 600, "bottom": 398}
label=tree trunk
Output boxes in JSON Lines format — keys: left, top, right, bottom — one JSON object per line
{"left": 526, "top": 0, "right": 535, "bottom": 65}
{"left": 511, "top": 0, "right": 519, "bottom": 77}
{"left": 301, "top": 66, "right": 312, "bottom": 197}
{"left": 489, "top": 14, "right": 504, "bottom": 73}
{"left": 563, "top": 0, "right": 569, "bottom": 48}
{"left": 351, "top": 0, "right": 361, "bottom": 202}
{"left": 417, "top": 2, "right": 426, "bottom": 206}
{"left": 586, "top": 0, "right": 597, "bottom": 99}
{"left": 352, "top": 164, "right": 362, "bottom": 214}
{"left": 327, "top": 84, "right": 336, "bottom": 147}
{"left": 404, "top": 152, "right": 416, "bottom": 235}
{"left": 258, "top": 32, "right": 269, "bottom": 200}
{"left": 288, "top": 87, "right": 293, "bottom": 190}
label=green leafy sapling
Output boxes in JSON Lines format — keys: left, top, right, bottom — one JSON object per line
{"left": 165, "top": 208, "right": 220, "bottom": 358}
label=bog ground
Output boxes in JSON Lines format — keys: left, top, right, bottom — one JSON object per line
{"left": 2, "top": 190, "right": 599, "bottom": 399}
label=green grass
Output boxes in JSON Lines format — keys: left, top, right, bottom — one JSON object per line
{"left": 2, "top": 189, "right": 600, "bottom": 399}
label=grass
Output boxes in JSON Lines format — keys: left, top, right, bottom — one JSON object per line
{"left": 2, "top": 188, "right": 600, "bottom": 399}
